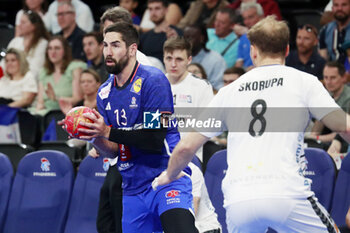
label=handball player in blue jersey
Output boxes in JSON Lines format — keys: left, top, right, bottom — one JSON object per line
{"left": 78, "top": 22, "right": 198, "bottom": 233}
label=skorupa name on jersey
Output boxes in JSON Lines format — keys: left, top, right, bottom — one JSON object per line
{"left": 238, "top": 77, "right": 283, "bottom": 92}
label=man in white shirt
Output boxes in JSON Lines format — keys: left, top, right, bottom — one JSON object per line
{"left": 154, "top": 16, "right": 348, "bottom": 233}
{"left": 44, "top": 0, "right": 94, "bottom": 34}
{"left": 163, "top": 37, "right": 220, "bottom": 233}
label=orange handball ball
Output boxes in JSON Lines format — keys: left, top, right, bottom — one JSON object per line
{"left": 64, "top": 106, "right": 94, "bottom": 138}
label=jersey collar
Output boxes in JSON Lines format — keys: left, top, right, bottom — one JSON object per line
{"left": 114, "top": 61, "right": 140, "bottom": 90}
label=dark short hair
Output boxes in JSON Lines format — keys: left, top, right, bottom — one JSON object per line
{"left": 217, "top": 7, "right": 239, "bottom": 24}
{"left": 224, "top": 67, "right": 246, "bottom": 76}
{"left": 163, "top": 37, "right": 192, "bottom": 57}
{"left": 325, "top": 61, "right": 346, "bottom": 76}
{"left": 147, "top": 0, "right": 169, "bottom": 7}
{"left": 104, "top": 22, "right": 139, "bottom": 47}
{"left": 83, "top": 31, "right": 103, "bottom": 44}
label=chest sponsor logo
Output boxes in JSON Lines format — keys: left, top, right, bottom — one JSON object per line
{"left": 99, "top": 82, "right": 111, "bottom": 99}
{"left": 105, "top": 102, "right": 111, "bottom": 110}
{"left": 129, "top": 96, "right": 138, "bottom": 108}
{"left": 130, "top": 77, "right": 143, "bottom": 95}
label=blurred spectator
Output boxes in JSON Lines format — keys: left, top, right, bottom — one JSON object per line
{"left": 44, "top": 0, "right": 94, "bottom": 34}
{"left": 15, "top": 0, "right": 48, "bottom": 37}
{"left": 59, "top": 68, "right": 100, "bottom": 114}
{"left": 309, "top": 61, "right": 350, "bottom": 144}
{"left": 56, "top": 1, "right": 85, "bottom": 60}
{"left": 177, "top": 0, "right": 229, "bottom": 29}
{"left": 4, "top": 11, "right": 49, "bottom": 78}
{"left": 119, "top": 0, "right": 141, "bottom": 25}
{"left": 82, "top": 32, "right": 108, "bottom": 83}
{"left": 206, "top": 8, "right": 239, "bottom": 68}
{"left": 228, "top": 0, "right": 282, "bottom": 20}
{"left": 286, "top": 24, "right": 326, "bottom": 80}
{"left": 33, "top": 36, "right": 86, "bottom": 116}
{"left": 140, "top": 2, "right": 182, "bottom": 31}
{"left": 99, "top": 6, "right": 152, "bottom": 66}
{"left": 139, "top": 0, "right": 182, "bottom": 62}
{"left": 223, "top": 66, "right": 245, "bottom": 86}
{"left": 184, "top": 24, "right": 226, "bottom": 90}
{"left": 319, "top": 0, "right": 350, "bottom": 62}
{"left": 235, "top": 2, "right": 264, "bottom": 69}
{"left": 0, "top": 48, "right": 37, "bottom": 108}
{"left": 321, "top": 0, "right": 334, "bottom": 26}
{"left": 187, "top": 63, "right": 207, "bottom": 79}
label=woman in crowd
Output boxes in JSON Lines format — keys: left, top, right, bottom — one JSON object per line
{"left": 15, "top": 0, "right": 48, "bottom": 36}
{"left": 33, "top": 35, "right": 86, "bottom": 116}
{"left": 0, "top": 48, "right": 37, "bottom": 108}
{"left": 6, "top": 10, "right": 50, "bottom": 77}
{"left": 59, "top": 68, "right": 101, "bottom": 114}
{"left": 187, "top": 63, "right": 207, "bottom": 79}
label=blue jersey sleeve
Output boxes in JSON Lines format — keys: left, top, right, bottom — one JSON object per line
{"left": 141, "top": 68, "right": 174, "bottom": 114}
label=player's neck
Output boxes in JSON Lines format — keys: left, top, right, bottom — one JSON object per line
{"left": 256, "top": 57, "right": 285, "bottom": 67}
{"left": 115, "top": 59, "right": 137, "bottom": 86}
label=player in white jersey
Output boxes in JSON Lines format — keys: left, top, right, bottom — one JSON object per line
{"left": 163, "top": 37, "right": 221, "bottom": 233}
{"left": 153, "top": 16, "right": 350, "bottom": 233}
{"left": 164, "top": 37, "right": 214, "bottom": 161}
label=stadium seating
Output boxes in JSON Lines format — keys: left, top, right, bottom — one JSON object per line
{"left": 331, "top": 154, "right": 350, "bottom": 227}
{"left": 204, "top": 149, "right": 228, "bottom": 233}
{"left": 42, "top": 110, "right": 68, "bottom": 141}
{"left": 64, "top": 155, "right": 108, "bottom": 233}
{"left": 3, "top": 150, "right": 74, "bottom": 233}
{"left": 0, "top": 153, "right": 13, "bottom": 232}
{"left": 17, "top": 109, "right": 41, "bottom": 147}
{"left": 304, "top": 148, "right": 337, "bottom": 212}
{"left": 0, "top": 143, "right": 34, "bottom": 171}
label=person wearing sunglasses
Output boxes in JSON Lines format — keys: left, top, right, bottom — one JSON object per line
{"left": 319, "top": 0, "right": 350, "bottom": 63}
{"left": 286, "top": 24, "right": 326, "bottom": 80}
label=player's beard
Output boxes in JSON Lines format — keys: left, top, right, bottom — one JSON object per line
{"left": 105, "top": 53, "right": 129, "bottom": 75}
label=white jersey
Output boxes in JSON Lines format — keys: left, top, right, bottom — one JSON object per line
{"left": 170, "top": 73, "right": 214, "bottom": 108}
{"left": 169, "top": 73, "right": 214, "bottom": 161}
{"left": 201, "top": 65, "right": 340, "bottom": 206}
{"left": 189, "top": 163, "right": 221, "bottom": 233}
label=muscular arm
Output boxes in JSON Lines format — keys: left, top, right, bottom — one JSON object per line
{"left": 91, "top": 137, "right": 119, "bottom": 158}
{"left": 321, "top": 109, "right": 350, "bottom": 143}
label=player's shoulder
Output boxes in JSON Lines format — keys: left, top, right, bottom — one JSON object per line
{"left": 138, "top": 64, "right": 168, "bottom": 83}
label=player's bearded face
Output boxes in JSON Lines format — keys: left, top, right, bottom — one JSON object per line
{"left": 105, "top": 50, "right": 129, "bottom": 74}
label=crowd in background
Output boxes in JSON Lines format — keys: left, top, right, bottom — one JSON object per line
{"left": 1, "top": 0, "right": 350, "bottom": 231}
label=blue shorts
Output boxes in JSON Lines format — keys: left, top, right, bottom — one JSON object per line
{"left": 122, "top": 176, "right": 194, "bottom": 233}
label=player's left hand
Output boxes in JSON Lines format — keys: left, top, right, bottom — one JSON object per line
{"left": 78, "top": 109, "right": 111, "bottom": 139}
{"left": 152, "top": 170, "right": 186, "bottom": 191}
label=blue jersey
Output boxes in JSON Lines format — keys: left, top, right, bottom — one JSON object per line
{"left": 97, "top": 62, "right": 181, "bottom": 195}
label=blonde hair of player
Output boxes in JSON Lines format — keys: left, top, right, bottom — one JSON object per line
{"left": 247, "top": 16, "right": 290, "bottom": 66}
